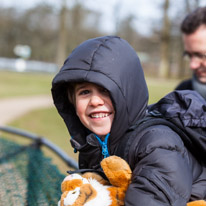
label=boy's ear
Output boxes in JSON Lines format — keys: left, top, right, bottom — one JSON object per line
{"left": 67, "top": 83, "right": 78, "bottom": 107}
{"left": 67, "top": 85, "right": 76, "bottom": 106}
{"left": 76, "top": 110, "right": 79, "bottom": 117}
{"left": 68, "top": 92, "right": 74, "bottom": 105}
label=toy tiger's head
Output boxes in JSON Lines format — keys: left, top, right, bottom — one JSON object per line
{"left": 58, "top": 174, "right": 112, "bottom": 206}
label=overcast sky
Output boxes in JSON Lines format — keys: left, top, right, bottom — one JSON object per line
{"left": 1, "top": 0, "right": 206, "bottom": 35}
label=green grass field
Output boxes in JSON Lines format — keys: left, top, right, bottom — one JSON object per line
{"left": 0, "top": 71, "right": 180, "bottom": 173}
{"left": 146, "top": 77, "right": 179, "bottom": 103}
{"left": 0, "top": 71, "right": 53, "bottom": 98}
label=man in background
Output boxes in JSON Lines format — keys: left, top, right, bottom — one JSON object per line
{"left": 175, "top": 7, "right": 206, "bottom": 99}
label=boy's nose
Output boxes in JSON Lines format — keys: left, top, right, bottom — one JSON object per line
{"left": 89, "top": 95, "right": 104, "bottom": 106}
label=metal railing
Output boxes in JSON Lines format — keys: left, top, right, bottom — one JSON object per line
{"left": 0, "top": 125, "right": 78, "bottom": 169}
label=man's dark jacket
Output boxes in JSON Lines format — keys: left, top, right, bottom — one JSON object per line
{"left": 51, "top": 36, "right": 206, "bottom": 206}
{"left": 175, "top": 79, "right": 193, "bottom": 90}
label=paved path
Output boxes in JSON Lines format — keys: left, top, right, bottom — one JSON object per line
{"left": 0, "top": 95, "right": 53, "bottom": 126}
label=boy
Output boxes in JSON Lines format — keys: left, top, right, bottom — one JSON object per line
{"left": 52, "top": 36, "right": 206, "bottom": 205}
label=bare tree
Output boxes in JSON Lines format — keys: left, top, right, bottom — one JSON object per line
{"left": 185, "top": 0, "right": 200, "bottom": 12}
{"left": 0, "top": 4, "right": 58, "bottom": 61}
{"left": 0, "top": 1, "right": 104, "bottom": 62}
{"left": 56, "top": 0, "right": 67, "bottom": 67}
{"left": 118, "top": 15, "right": 137, "bottom": 46}
{"left": 113, "top": 0, "right": 123, "bottom": 35}
{"left": 159, "top": 0, "right": 171, "bottom": 78}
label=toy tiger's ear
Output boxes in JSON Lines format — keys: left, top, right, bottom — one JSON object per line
{"left": 101, "top": 156, "right": 132, "bottom": 188}
{"left": 187, "top": 200, "right": 206, "bottom": 206}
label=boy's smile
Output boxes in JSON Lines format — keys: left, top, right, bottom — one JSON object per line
{"left": 90, "top": 112, "right": 111, "bottom": 118}
{"left": 74, "top": 82, "right": 115, "bottom": 137}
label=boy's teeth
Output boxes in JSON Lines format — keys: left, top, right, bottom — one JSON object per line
{"left": 91, "top": 113, "right": 109, "bottom": 118}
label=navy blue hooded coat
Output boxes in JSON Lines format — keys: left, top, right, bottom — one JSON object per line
{"left": 52, "top": 36, "right": 206, "bottom": 206}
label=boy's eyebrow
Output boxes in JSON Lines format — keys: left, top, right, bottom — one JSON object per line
{"left": 75, "top": 84, "right": 87, "bottom": 92}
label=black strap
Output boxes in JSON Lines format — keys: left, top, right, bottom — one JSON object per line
{"left": 116, "top": 116, "right": 194, "bottom": 163}
{"left": 67, "top": 168, "right": 98, "bottom": 174}
{"left": 116, "top": 116, "right": 155, "bottom": 160}
{"left": 67, "top": 168, "right": 108, "bottom": 180}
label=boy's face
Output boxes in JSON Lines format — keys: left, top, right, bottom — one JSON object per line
{"left": 74, "top": 82, "right": 115, "bottom": 137}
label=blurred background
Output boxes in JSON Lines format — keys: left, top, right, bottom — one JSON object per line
{"left": 0, "top": 0, "right": 205, "bottom": 174}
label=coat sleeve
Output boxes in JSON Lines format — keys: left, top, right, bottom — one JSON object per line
{"left": 125, "top": 125, "right": 193, "bottom": 206}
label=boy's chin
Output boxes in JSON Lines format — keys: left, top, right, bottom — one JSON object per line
{"left": 89, "top": 124, "right": 111, "bottom": 136}
{"left": 94, "top": 133, "right": 110, "bottom": 137}
{"left": 93, "top": 129, "right": 111, "bottom": 137}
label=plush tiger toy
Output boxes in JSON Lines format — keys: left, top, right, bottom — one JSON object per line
{"left": 58, "top": 156, "right": 206, "bottom": 206}
{"left": 58, "top": 156, "right": 131, "bottom": 206}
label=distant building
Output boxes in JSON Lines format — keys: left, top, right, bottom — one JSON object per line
{"left": 0, "top": 57, "right": 58, "bottom": 74}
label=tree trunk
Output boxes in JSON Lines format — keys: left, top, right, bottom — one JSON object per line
{"left": 159, "top": 0, "right": 171, "bottom": 78}
{"left": 56, "top": 0, "right": 67, "bottom": 68}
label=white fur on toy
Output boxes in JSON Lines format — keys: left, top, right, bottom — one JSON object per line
{"left": 58, "top": 173, "right": 112, "bottom": 206}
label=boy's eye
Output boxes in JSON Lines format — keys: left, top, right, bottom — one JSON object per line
{"left": 79, "top": 90, "right": 90, "bottom": 95}
{"left": 101, "top": 88, "right": 109, "bottom": 95}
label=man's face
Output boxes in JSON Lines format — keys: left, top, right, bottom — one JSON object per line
{"left": 74, "top": 82, "right": 115, "bottom": 137}
{"left": 183, "top": 25, "right": 206, "bottom": 83}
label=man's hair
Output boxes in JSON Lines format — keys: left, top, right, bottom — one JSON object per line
{"left": 181, "top": 6, "right": 206, "bottom": 34}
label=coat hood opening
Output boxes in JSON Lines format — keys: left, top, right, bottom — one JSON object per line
{"left": 51, "top": 36, "right": 148, "bottom": 148}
